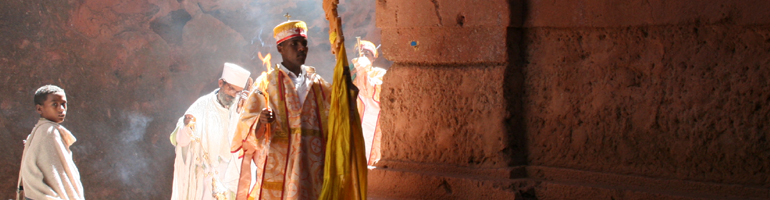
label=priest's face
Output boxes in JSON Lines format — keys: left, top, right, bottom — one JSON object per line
{"left": 217, "top": 79, "right": 243, "bottom": 107}
{"left": 277, "top": 37, "right": 308, "bottom": 68}
{"left": 364, "top": 50, "right": 376, "bottom": 64}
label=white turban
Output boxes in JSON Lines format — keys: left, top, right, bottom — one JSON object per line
{"left": 221, "top": 63, "right": 250, "bottom": 88}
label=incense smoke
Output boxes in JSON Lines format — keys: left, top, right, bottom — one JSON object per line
{"left": 200, "top": 0, "right": 388, "bottom": 80}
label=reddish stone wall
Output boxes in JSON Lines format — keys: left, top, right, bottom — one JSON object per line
{"left": 526, "top": 25, "right": 770, "bottom": 187}
{"left": 524, "top": 0, "right": 770, "bottom": 190}
{"left": 380, "top": 64, "right": 511, "bottom": 167}
{"left": 372, "top": 0, "right": 770, "bottom": 199}
{"left": 376, "top": 0, "right": 521, "bottom": 167}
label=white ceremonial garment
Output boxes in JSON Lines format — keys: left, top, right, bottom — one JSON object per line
{"left": 19, "top": 118, "right": 84, "bottom": 200}
{"left": 360, "top": 91, "right": 380, "bottom": 160}
{"left": 170, "top": 89, "right": 242, "bottom": 200}
{"left": 278, "top": 63, "right": 311, "bottom": 106}
{"left": 351, "top": 56, "right": 387, "bottom": 164}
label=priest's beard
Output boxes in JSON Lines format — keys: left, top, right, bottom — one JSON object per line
{"left": 217, "top": 90, "right": 235, "bottom": 108}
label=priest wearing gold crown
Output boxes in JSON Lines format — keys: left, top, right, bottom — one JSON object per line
{"left": 350, "top": 39, "right": 386, "bottom": 166}
{"left": 170, "top": 63, "right": 251, "bottom": 200}
{"left": 230, "top": 19, "right": 331, "bottom": 200}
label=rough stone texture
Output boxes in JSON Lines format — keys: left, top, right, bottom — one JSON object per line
{"left": 377, "top": 0, "right": 514, "bottom": 64}
{"left": 379, "top": 64, "right": 510, "bottom": 168}
{"left": 371, "top": 0, "right": 770, "bottom": 199}
{"left": 380, "top": 27, "right": 509, "bottom": 63}
{"left": 376, "top": 0, "right": 512, "bottom": 28}
{"left": 526, "top": 166, "right": 769, "bottom": 199}
{"left": 525, "top": 25, "right": 770, "bottom": 188}
{"left": 0, "top": 0, "right": 380, "bottom": 199}
{"left": 368, "top": 166, "right": 531, "bottom": 199}
{"left": 525, "top": 0, "right": 770, "bottom": 27}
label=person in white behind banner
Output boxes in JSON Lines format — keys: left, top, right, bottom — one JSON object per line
{"left": 350, "top": 39, "right": 386, "bottom": 166}
{"left": 169, "top": 63, "right": 251, "bottom": 200}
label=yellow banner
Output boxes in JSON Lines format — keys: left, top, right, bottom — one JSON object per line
{"left": 318, "top": 31, "right": 368, "bottom": 200}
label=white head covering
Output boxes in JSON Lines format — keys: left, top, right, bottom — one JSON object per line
{"left": 221, "top": 63, "right": 250, "bottom": 88}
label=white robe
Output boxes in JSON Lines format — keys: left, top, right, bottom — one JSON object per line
{"left": 277, "top": 63, "right": 311, "bottom": 105}
{"left": 170, "top": 90, "right": 242, "bottom": 200}
{"left": 19, "top": 118, "right": 84, "bottom": 200}
{"left": 351, "top": 57, "right": 386, "bottom": 164}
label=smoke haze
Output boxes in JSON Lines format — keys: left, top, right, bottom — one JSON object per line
{"left": 193, "top": 0, "right": 387, "bottom": 80}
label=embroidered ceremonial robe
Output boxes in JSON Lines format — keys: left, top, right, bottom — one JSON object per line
{"left": 231, "top": 64, "right": 331, "bottom": 200}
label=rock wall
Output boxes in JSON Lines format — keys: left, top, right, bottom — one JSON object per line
{"left": 525, "top": 0, "right": 770, "bottom": 186}
{"left": 523, "top": 1, "right": 770, "bottom": 198}
{"left": 372, "top": 0, "right": 770, "bottom": 199}
{"left": 377, "top": 0, "right": 521, "bottom": 167}
{"left": 0, "top": 0, "right": 379, "bottom": 199}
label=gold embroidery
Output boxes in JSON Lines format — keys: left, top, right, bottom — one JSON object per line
{"left": 262, "top": 182, "right": 284, "bottom": 190}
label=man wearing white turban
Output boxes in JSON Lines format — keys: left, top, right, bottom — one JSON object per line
{"left": 170, "top": 63, "right": 251, "bottom": 200}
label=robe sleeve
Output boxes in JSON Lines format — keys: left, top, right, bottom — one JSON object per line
{"left": 169, "top": 126, "right": 178, "bottom": 147}
{"left": 176, "top": 125, "right": 193, "bottom": 147}
{"left": 316, "top": 76, "right": 333, "bottom": 123}
{"left": 317, "top": 76, "right": 333, "bottom": 102}
{"left": 231, "top": 76, "right": 268, "bottom": 154}
{"left": 171, "top": 94, "right": 208, "bottom": 147}
{"left": 170, "top": 116, "right": 192, "bottom": 147}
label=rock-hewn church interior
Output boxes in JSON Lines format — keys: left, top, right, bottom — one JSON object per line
{"left": 1, "top": 0, "right": 769, "bottom": 199}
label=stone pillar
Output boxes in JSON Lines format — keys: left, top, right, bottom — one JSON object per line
{"left": 370, "top": 0, "right": 530, "bottom": 198}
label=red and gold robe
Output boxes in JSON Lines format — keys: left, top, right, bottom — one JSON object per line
{"left": 231, "top": 65, "right": 331, "bottom": 200}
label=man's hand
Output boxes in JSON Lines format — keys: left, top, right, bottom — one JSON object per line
{"left": 183, "top": 114, "right": 196, "bottom": 126}
{"left": 236, "top": 91, "right": 248, "bottom": 114}
{"left": 244, "top": 77, "right": 253, "bottom": 92}
{"left": 236, "top": 78, "right": 253, "bottom": 114}
{"left": 259, "top": 108, "right": 275, "bottom": 124}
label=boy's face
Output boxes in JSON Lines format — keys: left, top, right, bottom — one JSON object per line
{"left": 37, "top": 92, "right": 67, "bottom": 123}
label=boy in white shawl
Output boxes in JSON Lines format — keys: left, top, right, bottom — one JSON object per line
{"left": 17, "top": 85, "right": 84, "bottom": 200}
